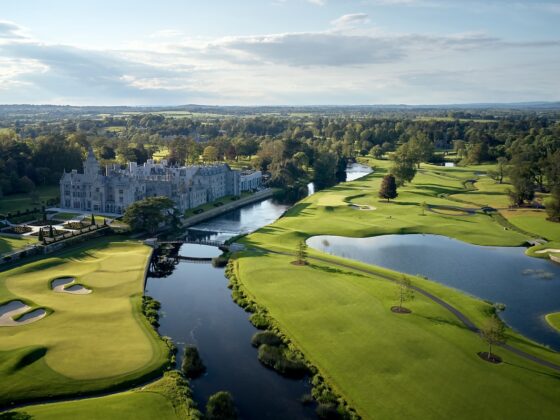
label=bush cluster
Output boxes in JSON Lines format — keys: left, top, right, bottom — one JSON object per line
{"left": 251, "top": 331, "right": 283, "bottom": 347}
{"left": 181, "top": 345, "right": 206, "bottom": 379}
{"left": 142, "top": 295, "right": 161, "bottom": 328}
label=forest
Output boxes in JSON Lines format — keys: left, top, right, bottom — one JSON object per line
{"left": 1, "top": 107, "right": 559, "bottom": 219}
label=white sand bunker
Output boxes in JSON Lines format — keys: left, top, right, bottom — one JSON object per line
{"left": 0, "top": 300, "right": 47, "bottom": 327}
{"left": 349, "top": 204, "right": 376, "bottom": 211}
{"left": 535, "top": 249, "right": 560, "bottom": 254}
{"left": 51, "top": 277, "right": 92, "bottom": 295}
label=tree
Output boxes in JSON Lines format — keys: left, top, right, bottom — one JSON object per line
{"left": 408, "top": 133, "right": 434, "bottom": 168}
{"left": 181, "top": 345, "right": 206, "bottom": 378}
{"left": 479, "top": 316, "right": 507, "bottom": 362}
{"left": 312, "top": 152, "right": 338, "bottom": 190}
{"left": 391, "top": 143, "right": 417, "bottom": 186}
{"left": 378, "top": 174, "right": 398, "bottom": 202}
{"left": 202, "top": 146, "right": 219, "bottom": 162}
{"left": 296, "top": 240, "right": 308, "bottom": 265}
{"left": 394, "top": 275, "right": 414, "bottom": 313}
{"left": 48, "top": 225, "right": 54, "bottom": 238}
{"left": 91, "top": 213, "right": 95, "bottom": 226}
{"left": 545, "top": 189, "right": 560, "bottom": 222}
{"left": 206, "top": 391, "right": 237, "bottom": 420}
{"left": 38, "top": 228, "right": 44, "bottom": 242}
{"left": 122, "top": 196, "right": 176, "bottom": 234}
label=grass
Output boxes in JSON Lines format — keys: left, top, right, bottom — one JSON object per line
{"left": 0, "top": 235, "right": 36, "bottom": 255}
{"left": 233, "top": 159, "right": 560, "bottom": 419}
{"left": 10, "top": 371, "right": 200, "bottom": 420}
{"left": 546, "top": 313, "right": 560, "bottom": 332}
{"left": 0, "top": 236, "right": 169, "bottom": 406}
{"left": 0, "top": 185, "right": 59, "bottom": 215}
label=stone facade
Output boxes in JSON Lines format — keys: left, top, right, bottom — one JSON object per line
{"left": 60, "top": 149, "right": 262, "bottom": 215}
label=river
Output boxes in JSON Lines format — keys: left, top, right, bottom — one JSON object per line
{"left": 145, "top": 163, "right": 372, "bottom": 418}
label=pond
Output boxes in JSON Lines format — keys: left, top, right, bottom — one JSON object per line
{"left": 307, "top": 234, "right": 560, "bottom": 350}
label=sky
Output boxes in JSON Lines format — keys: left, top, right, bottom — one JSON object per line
{"left": 0, "top": 0, "right": 559, "bottom": 106}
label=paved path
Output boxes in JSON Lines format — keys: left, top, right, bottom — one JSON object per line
{"left": 262, "top": 248, "right": 560, "bottom": 373}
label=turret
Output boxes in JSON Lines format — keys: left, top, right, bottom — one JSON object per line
{"left": 83, "top": 147, "right": 100, "bottom": 177}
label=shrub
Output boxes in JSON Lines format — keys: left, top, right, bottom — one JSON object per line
{"left": 249, "top": 312, "right": 271, "bottom": 329}
{"left": 257, "top": 344, "right": 308, "bottom": 377}
{"left": 316, "top": 403, "right": 341, "bottom": 419}
{"left": 251, "top": 331, "right": 283, "bottom": 347}
{"left": 212, "top": 254, "right": 229, "bottom": 267}
{"left": 206, "top": 391, "right": 237, "bottom": 420}
{"left": 181, "top": 345, "right": 206, "bottom": 378}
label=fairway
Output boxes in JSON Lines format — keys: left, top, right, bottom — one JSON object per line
{"left": 546, "top": 313, "right": 560, "bottom": 332}
{"left": 236, "top": 160, "right": 560, "bottom": 419}
{"left": 0, "top": 237, "right": 169, "bottom": 406}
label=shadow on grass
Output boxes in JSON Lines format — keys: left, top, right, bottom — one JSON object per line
{"left": 307, "top": 262, "right": 368, "bottom": 279}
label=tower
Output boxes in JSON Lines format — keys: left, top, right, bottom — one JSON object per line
{"left": 83, "top": 147, "right": 100, "bottom": 178}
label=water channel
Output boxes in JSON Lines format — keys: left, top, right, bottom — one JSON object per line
{"left": 307, "top": 234, "right": 560, "bottom": 351}
{"left": 145, "top": 163, "right": 372, "bottom": 419}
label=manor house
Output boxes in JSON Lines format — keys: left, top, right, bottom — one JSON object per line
{"left": 59, "top": 149, "right": 262, "bottom": 215}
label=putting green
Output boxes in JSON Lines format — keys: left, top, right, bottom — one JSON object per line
{"left": 236, "top": 160, "right": 560, "bottom": 419}
{"left": 0, "top": 237, "right": 168, "bottom": 406}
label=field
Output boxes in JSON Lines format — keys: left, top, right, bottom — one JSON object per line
{"left": 0, "top": 185, "right": 60, "bottom": 214}
{"left": 0, "top": 237, "right": 169, "bottom": 406}
{"left": 235, "top": 159, "right": 560, "bottom": 419}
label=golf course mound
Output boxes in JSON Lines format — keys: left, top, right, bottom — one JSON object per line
{"left": 51, "top": 277, "right": 92, "bottom": 294}
{"left": 0, "top": 300, "right": 47, "bottom": 326}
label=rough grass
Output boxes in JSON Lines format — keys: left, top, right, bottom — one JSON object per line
{"left": 235, "top": 160, "right": 560, "bottom": 419}
{"left": 0, "top": 185, "right": 59, "bottom": 214}
{"left": 13, "top": 371, "right": 200, "bottom": 420}
{"left": 546, "top": 313, "right": 560, "bottom": 332}
{"left": 0, "top": 235, "right": 36, "bottom": 254}
{"left": 0, "top": 237, "right": 169, "bottom": 406}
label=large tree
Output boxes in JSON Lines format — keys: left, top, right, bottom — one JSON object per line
{"left": 391, "top": 143, "right": 417, "bottom": 186}
{"left": 479, "top": 316, "right": 507, "bottom": 362}
{"left": 122, "top": 196, "right": 177, "bottom": 234}
{"left": 379, "top": 174, "right": 398, "bottom": 202}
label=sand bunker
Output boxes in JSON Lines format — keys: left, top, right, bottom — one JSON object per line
{"left": 0, "top": 300, "right": 47, "bottom": 327}
{"left": 349, "top": 204, "right": 376, "bottom": 211}
{"left": 535, "top": 249, "right": 560, "bottom": 254}
{"left": 51, "top": 277, "right": 92, "bottom": 295}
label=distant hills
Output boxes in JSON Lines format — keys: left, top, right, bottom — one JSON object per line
{"left": 0, "top": 102, "right": 559, "bottom": 119}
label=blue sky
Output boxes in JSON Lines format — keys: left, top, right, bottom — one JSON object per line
{"left": 0, "top": 0, "right": 559, "bottom": 105}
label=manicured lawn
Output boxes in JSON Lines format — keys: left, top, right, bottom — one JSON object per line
{"left": 501, "top": 209, "right": 560, "bottom": 242}
{"left": 234, "top": 160, "right": 560, "bottom": 419}
{"left": 0, "top": 237, "right": 169, "bottom": 406}
{"left": 0, "top": 185, "right": 59, "bottom": 214}
{"left": 0, "top": 235, "right": 36, "bottom": 255}
{"left": 546, "top": 313, "right": 560, "bottom": 332}
{"left": 8, "top": 371, "right": 199, "bottom": 420}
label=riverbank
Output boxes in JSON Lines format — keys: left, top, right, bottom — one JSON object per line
{"left": 234, "top": 160, "right": 560, "bottom": 419}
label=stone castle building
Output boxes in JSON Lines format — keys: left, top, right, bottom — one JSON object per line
{"left": 60, "top": 149, "right": 262, "bottom": 215}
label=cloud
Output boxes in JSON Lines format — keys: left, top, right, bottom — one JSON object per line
{"left": 0, "top": 17, "right": 558, "bottom": 105}
{"left": 307, "top": 0, "right": 326, "bottom": 5}
{"left": 0, "top": 20, "right": 28, "bottom": 40}
{"left": 331, "top": 13, "right": 370, "bottom": 28}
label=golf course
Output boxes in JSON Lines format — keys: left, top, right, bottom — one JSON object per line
{"left": 234, "top": 159, "right": 560, "bottom": 419}
{"left": 0, "top": 237, "right": 169, "bottom": 407}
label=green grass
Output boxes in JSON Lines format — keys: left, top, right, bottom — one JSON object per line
{"left": 234, "top": 159, "right": 560, "bottom": 419}
{"left": 51, "top": 212, "right": 81, "bottom": 221}
{"left": 0, "top": 237, "right": 169, "bottom": 406}
{"left": 546, "top": 313, "right": 560, "bottom": 332}
{"left": 0, "top": 235, "right": 36, "bottom": 255}
{"left": 9, "top": 371, "right": 200, "bottom": 420}
{"left": 0, "top": 185, "right": 59, "bottom": 215}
